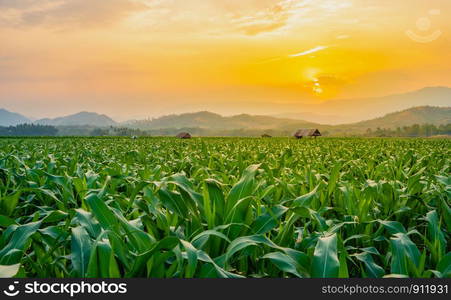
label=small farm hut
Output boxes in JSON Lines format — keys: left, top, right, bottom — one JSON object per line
{"left": 176, "top": 132, "right": 192, "bottom": 139}
{"left": 261, "top": 133, "right": 272, "bottom": 138}
{"left": 293, "top": 129, "right": 321, "bottom": 139}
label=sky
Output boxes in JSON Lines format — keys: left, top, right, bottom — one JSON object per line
{"left": 0, "top": 0, "right": 450, "bottom": 121}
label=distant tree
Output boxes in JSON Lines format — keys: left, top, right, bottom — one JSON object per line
{"left": 361, "top": 123, "right": 450, "bottom": 137}
{"left": 90, "top": 128, "right": 109, "bottom": 136}
{"left": 0, "top": 124, "right": 58, "bottom": 136}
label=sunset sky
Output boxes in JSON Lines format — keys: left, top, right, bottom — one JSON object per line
{"left": 0, "top": 0, "right": 450, "bottom": 120}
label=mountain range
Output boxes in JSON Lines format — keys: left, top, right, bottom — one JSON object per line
{"left": 0, "top": 108, "right": 31, "bottom": 126}
{"left": 0, "top": 87, "right": 450, "bottom": 134}
{"left": 1, "top": 106, "right": 449, "bottom": 135}
{"left": 286, "top": 86, "right": 451, "bottom": 124}
{"left": 126, "top": 111, "right": 309, "bottom": 130}
{"left": 349, "top": 106, "right": 451, "bottom": 129}
{"left": 0, "top": 110, "right": 118, "bottom": 127}
{"left": 34, "top": 111, "right": 117, "bottom": 127}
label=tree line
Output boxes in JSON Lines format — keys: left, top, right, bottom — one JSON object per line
{"left": 1, "top": 123, "right": 450, "bottom": 137}
{"left": 365, "top": 123, "right": 451, "bottom": 137}
{"left": 0, "top": 124, "right": 58, "bottom": 136}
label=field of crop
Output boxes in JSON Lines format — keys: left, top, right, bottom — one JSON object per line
{"left": 0, "top": 137, "right": 449, "bottom": 278}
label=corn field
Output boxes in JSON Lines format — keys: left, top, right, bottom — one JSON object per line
{"left": 0, "top": 137, "right": 449, "bottom": 278}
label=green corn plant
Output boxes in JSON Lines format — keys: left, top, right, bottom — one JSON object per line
{"left": 0, "top": 137, "right": 449, "bottom": 278}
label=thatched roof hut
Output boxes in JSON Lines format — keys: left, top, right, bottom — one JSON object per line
{"left": 261, "top": 133, "right": 272, "bottom": 138}
{"left": 293, "top": 129, "right": 321, "bottom": 139}
{"left": 176, "top": 132, "right": 192, "bottom": 139}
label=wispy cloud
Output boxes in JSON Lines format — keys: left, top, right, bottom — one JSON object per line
{"left": 230, "top": 0, "right": 312, "bottom": 36}
{"left": 256, "top": 45, "right": 330, "bottom": 64}
{"left": 289, "top": 45, "right": 328, "bottom": 57}
{"left": 228, "top": 0, "right": 355, "bottom": 36}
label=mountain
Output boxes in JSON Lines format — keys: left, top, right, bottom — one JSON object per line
{"left": 355, "top": 106, "right": 451, "bottom": 128}
{"left": 325, "top": 106, "right": 450, "bottom": 135}
{"left": 283, "top": 87, "right": 451, "bottom": 124}
{"left": 126, "top": 111, "right": 318, "bottom": 130}
{"left": 3, "top": 91, "right": 450, "bottom": 136}
{"left": 35, "top": 111, "right": 117, "bottom": 127}
{"left": 0, "top": 108, "right": 31, "bottom": 126}
{"left": 128, "top": 106, "right": 450, "bottom": 130}
{"left": 271, "top": 112, "right": 348, "bottom": 124}
{"left": 126, "top": 106, "right": 450, "bottom": 136}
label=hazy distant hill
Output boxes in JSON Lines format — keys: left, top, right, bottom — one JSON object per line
{"left": 283, "top": 87, "right": 451, "bottom": 124}
{"left": 35, "top": 111, "right": 117, "bottom": 127}
{"left": 126, "top": 111, "right": 318, "bottom": 130}
{"left": 327, "top": 106, "right": 450, "bottom": 134}
{"left": 2, "top": 97, "right": 450, "bottom": 136}
{"left": 355, "top": 106, "right": 451, "bottom": 128}
{"left": 271, "top": 112, "right": 347, "bottom": 124}
{"left": 0, "top": 108, "right": 30, "bottom": 126}
{"left": 127, "top": 106, "right": 450, "bottom": 132}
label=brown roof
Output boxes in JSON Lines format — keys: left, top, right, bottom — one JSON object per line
{"left": 294, "top": 129, "right": 321, "bottom": 137}
{"left": 176, "top": 132, "right": 191, "bottom": 139}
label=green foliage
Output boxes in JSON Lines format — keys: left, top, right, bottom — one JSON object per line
{"left": 0, "top": 124, "right": 58, "bottom": 136}
{"left": 312, "top": 234, "right": 339, "bottom": 278}
{"left": 0, "top": 137, "right": 449, "bottom": 278}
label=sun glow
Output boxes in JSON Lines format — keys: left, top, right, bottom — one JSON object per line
{"left": 313, "top": 80, "right": 323, "bottom": 95}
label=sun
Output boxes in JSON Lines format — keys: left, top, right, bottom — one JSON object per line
{"left": 301, "top": 68, "right": 325, "bottom": 96}
{"left": 312, "top": 79, "right": 323, "bottom": 94}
